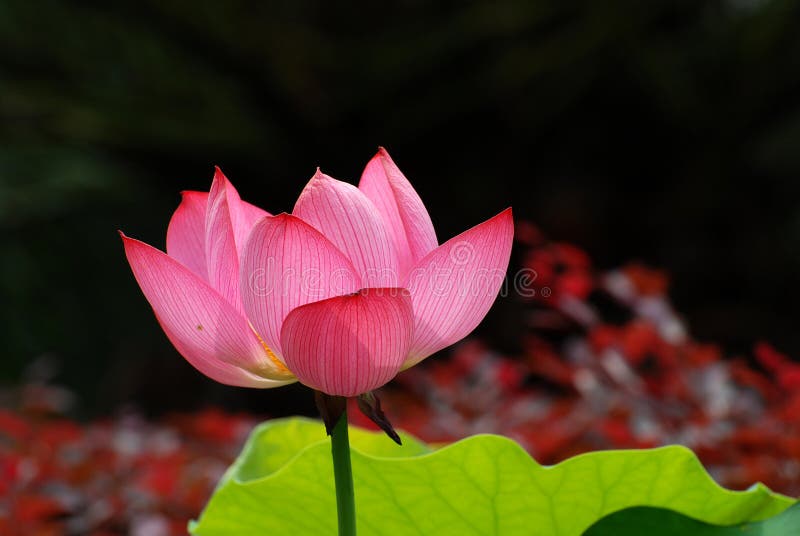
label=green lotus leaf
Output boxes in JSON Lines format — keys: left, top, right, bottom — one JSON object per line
{"left": 585, "top": 502, "right": 800, "bottom": 535}
{"left": 190, "top": 417, "right": 795, "bottom": 535}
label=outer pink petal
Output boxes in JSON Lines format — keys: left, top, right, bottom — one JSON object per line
{"left": 237, "top": 199, "right": 271, "bottom": 254}
{"left": 280, "top": 288, "right": 414, "bottom": 397}
{"left": 121, "top": 233, "right": 295, "bottom": 388}
{"left": 359, "top": 148, "right": 438, "bottom": 279}
{"left": 293, "top": 170, "right": 399, "bottom": 288}
{"left": 240, "top": 213, "right": 361, "bottom": 358}
{"left": 403, "top": 208, "right": 514, "bottom": 368}
{"left": 166, "top": 191, "right": 209, "bottom": 281}
{"left": 204, "top": 168, "right": 245, "bottom": 312}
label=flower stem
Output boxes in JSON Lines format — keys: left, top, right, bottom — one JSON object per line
{"left": 331, "top": 408, "right": 356, "bottom": 536}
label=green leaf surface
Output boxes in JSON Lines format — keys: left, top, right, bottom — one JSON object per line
{"left": 585, "top": 502, "right": 800, "bottom": 535}
{"left": 190, "top": 417, "right": 795, "bottom": 536}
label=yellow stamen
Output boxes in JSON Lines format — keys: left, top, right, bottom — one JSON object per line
{"left": 254, "top": 330, "right": 290, "bottom": 373}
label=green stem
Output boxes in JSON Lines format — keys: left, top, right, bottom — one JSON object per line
{"left": 331, "top": 409, "right": 356, "bottom": 536}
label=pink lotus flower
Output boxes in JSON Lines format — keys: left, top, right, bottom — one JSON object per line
{"left": 122, "top": 149, "right": 513, "bottom": 397}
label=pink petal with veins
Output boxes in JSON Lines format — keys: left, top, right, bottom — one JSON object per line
{"left": 241, "top": 213, "right": 361, "bottom": 358}
{"left": 293, "top": 170, "right": 399, "bottom": 288}
{"left": 204, "top": 168, "right": 270, "bottom": 313}
{"left": 280, "top": 288, "right": 414, "bottom": 397}
{"left": 359, "top": 148, "right": 437, "bottom": 279}
{"left": 166, "top": 191, "right": 208, "bottom": 280}
{"left": 403, "top": 208, "right": 513, "bottom": 368}
{"left": 121, "top": 233, "right": 294, "bottom": 388}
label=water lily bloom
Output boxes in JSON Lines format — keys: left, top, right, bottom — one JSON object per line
{"left": 122, "top": 149, "right": 513, "bottom": 397}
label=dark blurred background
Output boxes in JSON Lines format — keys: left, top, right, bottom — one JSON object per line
{"left": 2, "top": 0, "right": 800, "bottom": 417}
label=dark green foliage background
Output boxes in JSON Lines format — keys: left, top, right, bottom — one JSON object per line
{"left": 2, "top": 0, "right": 800, "bottom": 415}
